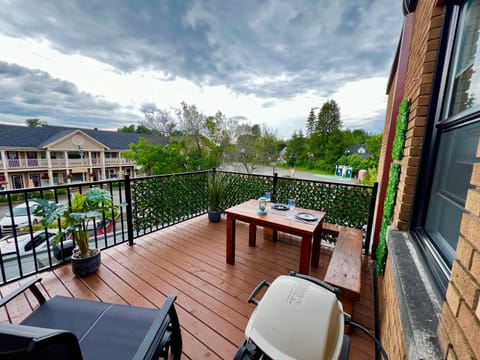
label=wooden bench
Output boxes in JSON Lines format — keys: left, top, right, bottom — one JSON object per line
{"left": 323, "top": 227, "right": 363, "bottom": 332}
{"left": 310, "top": 222, "right": 358, "bottom": 268}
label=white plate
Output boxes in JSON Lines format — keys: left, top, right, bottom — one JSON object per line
{"left": 271, "top": 204, "right": 289, "bottom": 211}
{"left": 295, "top": 212, "right": 318, "bottom": 221}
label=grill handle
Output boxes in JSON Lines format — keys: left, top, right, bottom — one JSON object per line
{"left": 288, "top": 271, "right": 341, "bottom": 299}
{"left": 247, "top": 280, "right": 271, "bottom": 305}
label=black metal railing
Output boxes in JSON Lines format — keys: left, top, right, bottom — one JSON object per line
{"left": 0, "top": 169, "right": 377, "bottom": 285}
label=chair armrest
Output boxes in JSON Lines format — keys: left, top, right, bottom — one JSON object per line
{"left": 0, "top": 322, "right": 82, "bottom": 360}
{"left": 0, "top": 277, "right": 46, "bottom": 308}
{"left": 133, "top": 295, "right": 182, "bottom": 360}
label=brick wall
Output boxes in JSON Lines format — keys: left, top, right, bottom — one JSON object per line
{"left": 378, "top": 259, "right": 407, "bottom": 359}
{"left": 392, "top": 1, "right": 444, "bottom": 231}
{"left": 438, "top": 139, "right": 480, "bottom": 359}
{"left": 378, "top": 1, "right": 480, "bottom": 359}
{"left": 378, "top": 0, "right": 443, "bottom": 356}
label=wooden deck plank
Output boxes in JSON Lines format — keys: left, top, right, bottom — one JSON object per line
{"left": 0, "top": 215, "right": 376, "bottom": 359}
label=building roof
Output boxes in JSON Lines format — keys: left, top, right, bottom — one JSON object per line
{"left": 0, "top": 124, "right": 168, "bottom": 149}
{"left": 346, "top": 144, "right": 373, "bottom": 159}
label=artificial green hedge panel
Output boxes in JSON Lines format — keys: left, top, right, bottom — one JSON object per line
{"left": 376, "top": 163, "right": 400, "bottom": 274}
{"left": 130, "top": 170, "right": 375, "bottom": 244}
{"left": 376, "top": 98, "right": 410, "bottom": 274}
{"left": 392, "top": 99, "right": 410, "bottom": 161}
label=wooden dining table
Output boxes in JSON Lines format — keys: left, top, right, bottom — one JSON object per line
{"left": 225, "top": 199, "right": 326, "bottom": 275}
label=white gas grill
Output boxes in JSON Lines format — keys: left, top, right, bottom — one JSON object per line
{"left": 235, "top": 273, "right": 350, "bottom": 360}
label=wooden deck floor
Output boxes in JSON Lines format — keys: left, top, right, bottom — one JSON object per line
{"left": 0, "top": 215, "right": 376, "bottom": 359}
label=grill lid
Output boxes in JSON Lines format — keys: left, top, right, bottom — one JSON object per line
{"left": 245, "top": 275, "right": 344, "bottom": 360}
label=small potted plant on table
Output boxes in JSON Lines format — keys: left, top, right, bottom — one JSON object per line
{"left": 33, "top": 188, "right": 117, "bottom": 277}
{"left": 207, "top": 173, "right": 225, "bottom": 223}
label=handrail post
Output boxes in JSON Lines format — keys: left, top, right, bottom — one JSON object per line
{"left": 124, "top": 174, "right": 134, "bottom": 246}
{"left": 364, "top": 182, "right": 379, "bottom": 256}
{"left": 272, "top": 172, "right": 278, "bottom": 203}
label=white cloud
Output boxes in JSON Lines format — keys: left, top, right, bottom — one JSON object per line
{"left": 0, "top": 1, "right": 403, "bottom": 138}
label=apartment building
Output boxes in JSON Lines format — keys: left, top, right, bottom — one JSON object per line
{"left": 0, "top": 124, "right": 167, "bottom": 190}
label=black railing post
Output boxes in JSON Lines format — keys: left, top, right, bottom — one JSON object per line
{"left": 364, "top": 182, "right": 379, "bottom": 256}
{"left": 124, "top": 175, "right": 134, "bottom": 246}
{"left": 272, "top": 172, "right": 278, "bottom": 203}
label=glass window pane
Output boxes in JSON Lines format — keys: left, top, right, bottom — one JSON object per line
{"left": 425, "top": 122, "right": 480, "bottom": 266}
{"left": 446, "top": 0, "right": 480, "bottom": 117}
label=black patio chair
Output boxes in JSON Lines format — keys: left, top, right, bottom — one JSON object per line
{"left": 0, "top": 277, "right": 182, "bottom": 360}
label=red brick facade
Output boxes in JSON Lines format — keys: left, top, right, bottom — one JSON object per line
{"left": 378, "top": 1, "right": 480, "bottom": 358}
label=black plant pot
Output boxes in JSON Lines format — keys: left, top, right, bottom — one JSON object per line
{"left": 208, "top": 210, "right": 222, "bottom": 223}
{"left": 71, "top": 248, "right": 101, "bottom": 277}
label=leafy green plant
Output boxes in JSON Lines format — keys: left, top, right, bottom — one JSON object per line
{"left": 392, "top": 99, "right": 410, "bottom": 160}
{"left": 207, "top": 173, "right": 225, "bottom": 212}
{"left": 376, "top": 98, "right": 410, "bottom": 274}
{"left": 33, "top": 188, "right": 117, "bottom": 256}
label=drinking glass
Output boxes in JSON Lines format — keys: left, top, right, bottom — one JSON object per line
{"left": 288, "top": 198, "right": 296, "bottom": 210}
{"left": 265, "top": 192, "right": 271, "bottom": 202}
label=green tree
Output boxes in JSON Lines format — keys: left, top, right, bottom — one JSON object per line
{"left": 351, "top": 129, "right": 369, "bottom": 145}
{"left": 321, "top": 129, "right": 348, "bottom": 170}
{"left": 140, "top": 108, "right": 176, "bottom": 136}
{"left": 285, "top": 130, "right": 307, "bottom": 169}
{"left": 122, "top": 138, "right": 163, "bottom": 175}
{"left": 118, "top": 124, "right": 136, "bottom": 133}
{"left": 205, "top": 111, "right": 237, "bottom": 162}
{"left": 175, "top": 101, "right": 206, "bottom": 151}
{"left": 233, "top": 124, "right": 262, "bottom": 173}
{"left": 117, "top": 124, "right": 155, "bottom": 134}
{"left": 316, "top": 100, "right": 342, "bottom": 137}
{"left": 306, "top": 108, "right": 316, "bottom": 138}
{"left": 367, "top": 133, "right": 383, "bottom": 162}
{"left": 26, "top": 118, "right": 44, "bottom": 127}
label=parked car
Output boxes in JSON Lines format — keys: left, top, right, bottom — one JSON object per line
{"left": 0, "top": 202, "right": 42, "bottom": 235}
{"left": 0, "top": 230, "right": 58, "bottom": 257}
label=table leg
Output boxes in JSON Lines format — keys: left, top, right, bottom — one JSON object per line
{"left": 311, "top": 223, "right": 323, "bottom": 267}
{"left": 311, "top": 238, "right": 320, "bottom": 267}
{"left": 226, "top": 216, "right": 236, "bottom": 265}
{"left": 299, "top": 235, "right": 312, "bottom": 274}
{"left": 249, "top": 223, "right": 257, "bottom": 246}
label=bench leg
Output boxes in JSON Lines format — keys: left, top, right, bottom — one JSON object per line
{"left": 263, "top": 228, "right": 278, "bottom": 242}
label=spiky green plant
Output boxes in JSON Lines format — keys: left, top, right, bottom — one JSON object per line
{"left": 207, "top": 173, "right": 225, "bottom": 212}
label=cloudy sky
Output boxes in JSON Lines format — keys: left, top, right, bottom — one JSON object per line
{"left": 0, "top": 1, "right": 404, "bottom": 139}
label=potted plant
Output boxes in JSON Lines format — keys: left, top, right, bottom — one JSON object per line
{"left": 207, "top": 173, "right": 225, "bottom": 223}
{"left": 33, "top": 188, "right": 117, "bottom": 277}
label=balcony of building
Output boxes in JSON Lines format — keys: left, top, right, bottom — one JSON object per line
{"left": 0, "top": 215, "right": 376, "bottom": 359}
{"left": 0, "top": 171, "right": 378, "bottom": 359}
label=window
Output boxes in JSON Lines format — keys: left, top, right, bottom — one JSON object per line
{"left": 414, "top": 0, "right": 480, "bottom": 294}
{"left": 444, "top": 0, "right": 480, "bottom": 118}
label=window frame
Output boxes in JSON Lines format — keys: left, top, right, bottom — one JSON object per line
{"left": 411, "top": 0, "right": 480, "bottom": 295}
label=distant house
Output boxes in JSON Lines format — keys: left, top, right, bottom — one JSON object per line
{"left": 0, "top": 124, "right": 167, "bottom": 190}
{"left": 345, "top": 144, "right": 373, "bottom": 159}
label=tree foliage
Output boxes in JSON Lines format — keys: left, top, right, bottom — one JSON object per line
{"left": 175, "top": 101, "right": 206, "bottom": 151}
{"left": 316, "top": 100, "right": 342, "bottom": 137}
{"left": 140, "top": 107, "right": 176, "bottom": 137}
{"left": 118, "top": 124, "right": 155, "bottom": 134}
{"left": 26, "top": 118, "right": 44, "bottom": 127}
{"left": 306, "top": 108, "right": 316, "bottom": 137}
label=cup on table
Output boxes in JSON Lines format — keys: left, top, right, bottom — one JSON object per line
{"left": 288, "top": 198, "right": 296, "bottom": 210}
{"left": 265, "top": 192, "right": 271, "bottom": 202}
